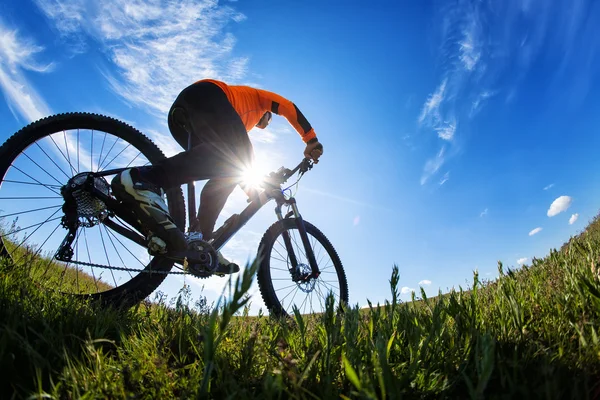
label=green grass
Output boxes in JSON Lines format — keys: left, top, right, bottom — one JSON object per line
{"left": 2, "top": 216, "right": 600, "bottom": 399}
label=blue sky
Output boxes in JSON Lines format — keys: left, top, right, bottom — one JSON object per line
{"left": 1, "top": 0, "right": 600, "bottom": 312}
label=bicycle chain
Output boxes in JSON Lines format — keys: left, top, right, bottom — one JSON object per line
{"left": 64, "top": 258, "right": 189, "bottom": 275}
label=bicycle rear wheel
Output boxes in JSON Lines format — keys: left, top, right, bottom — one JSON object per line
{"left": 0, "top": 113, "right": 185, "bottom": 308}
{"left": 257, "top": 218, "right": 349, "bottom": 317}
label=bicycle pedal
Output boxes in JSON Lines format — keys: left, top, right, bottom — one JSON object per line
{"left": 148, "top": 236, "right": 167, "bottom": 255}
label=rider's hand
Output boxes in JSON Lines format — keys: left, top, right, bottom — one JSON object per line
{"left": 304, "top": 138, "right": 323, "bottom": 163}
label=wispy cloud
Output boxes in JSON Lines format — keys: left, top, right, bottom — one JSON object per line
{"left": 569, "top": 213, "right": 579, "bottom": 225}
{"left": 34, "top": 0, "right": 248, "bottom": 116}
{"left": 439, "top": 171, "right": 450, "bottom": 186}
{"left": 248, "top": 126, "right": 280, "bottom": 144}
{"left": 459, "top": 20, "right": 482, "bottom": 71}
{"left": 470, "top": 91, "right": 494, "bottom": 118}
{"left": 547, "top": 196, "right": 573, "bottom": 217}
{"left": 543, "top": 183, "right": 555, "bottom": 191}
{"left": 353, "top": 216, "right": 360, "bottom": 226}
{"left": 517, "top": 257, "right": 528, "bottom": 265}
{"left": 480, "top": 208, "right": 488, "bottom": 217}
{"left": 418, "top": 78, "right": 447, "bottom": 125}
{"left": 0, "top": 20, "right": 52, "bottom": 122}
{"left": 418, "top": 0, "right": 588, "bottom": 184}
{"left": 529, "top": 227, "right": 542, "bottom": 236}
{"left": 435, "top": 118, "right": 456, "bottom": 141}
{"left": 302, "top": 187, "right": 391, "bottom": 212}
{"left": 420, "top": 147, "right": 446, "bottom": 185}
{"left": 418, "top": 279, "right": 431, "bottom": 286}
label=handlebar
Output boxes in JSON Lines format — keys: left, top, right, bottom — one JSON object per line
{"left": 270, "top": 158, "right": 314, "bottom": 186}
{"left": 245, "top": 158, "right": 313, "bottom": 203}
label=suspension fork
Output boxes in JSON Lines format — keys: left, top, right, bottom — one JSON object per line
{"left": 275, "top": 198, "right": 320, "bottom": 279}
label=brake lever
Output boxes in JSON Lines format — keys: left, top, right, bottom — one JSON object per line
{"left": 299, "top": 158, "right": 313, "bottom": 174}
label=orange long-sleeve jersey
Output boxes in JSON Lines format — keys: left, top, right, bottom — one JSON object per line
{"left": 199, "top": 79, "right": 317, "bottom": 143}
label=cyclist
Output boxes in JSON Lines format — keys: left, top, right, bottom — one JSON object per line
{"left": 111, "top": 79, "right": 323, "bottom": 273}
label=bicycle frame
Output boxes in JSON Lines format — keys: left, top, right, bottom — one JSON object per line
{"left": 90, "top": 160, "right": 321, "bottom": 279}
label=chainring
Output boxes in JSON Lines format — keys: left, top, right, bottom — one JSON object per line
{"left": 184, "top": 239, "right": 219, "bottom": 278}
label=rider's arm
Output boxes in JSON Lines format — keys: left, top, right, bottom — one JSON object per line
{"left": 256, "top": 89, "right": 317, "bottom": 143}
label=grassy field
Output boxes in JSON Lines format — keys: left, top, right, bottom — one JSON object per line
{"left": 1, "top": 215, "right": 600, "bottom": 399}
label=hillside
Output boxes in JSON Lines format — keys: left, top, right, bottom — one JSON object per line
{"left": 1, "top": 215, "right": 600, "bottom": 398}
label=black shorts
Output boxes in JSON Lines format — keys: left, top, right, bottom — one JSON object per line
{"left": 168, "top": 81, "right": 252, "bottom": 164}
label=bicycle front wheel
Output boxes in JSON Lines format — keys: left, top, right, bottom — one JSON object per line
{"left": 0, "top": 112, "right": 185, "bottom": 308}
{"left": 257, "top": 218, "right": 349, "bottom": 317}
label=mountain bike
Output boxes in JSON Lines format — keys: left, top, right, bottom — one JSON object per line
{"left": 0, "top": 112, "right": 348, "bottom": 316}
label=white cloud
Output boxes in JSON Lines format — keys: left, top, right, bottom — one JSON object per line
{"left": 435, "top": 118, "right": 456, "bottom": 141}
{"left": 470, "top": 91, "right": 494, "bottom": 118}
{"left": 0, "top": 21, "right": 52, "bottom": 122}
{"left": 353, "top": 216, "right": 360, "bottom": 226}
{"left": 547, "top": 196, "right": 573, "bottom": 217}
{"left": 480, "top": 208, "right": 488, "bottom": 217}
{"left": 543, "top": 183, "right": 555, "bottom": 191}
{"left": 401, "top": 286, "right": 415, "bottom": 295}
{"left": 418, "top": 279, "right": 431, "bottom": 286}
{"left": 517, "top": 257, "right": 528, "bottom": 265}
{"left": 248, "top": 127, "right": 278, "bottom": 144}
{"left": 439, "top": 171, "right": 450, "bottom": 186}
{"left": 569, "top": 213, "right": 579, "bottom": 225}
{"left": 420, "top": 146, "right": 446, "bottom": 185}
{"left": 418, "top": 78, "right": 447, "bottom": 125}
{"left": 459, "top": 23, "right": 481, "bottom": 71}
{"left": 34, "top": 0, "right": 248, "bottom": 116}
{"left": 529, "top": 227, "right": 542, "bottom": 236}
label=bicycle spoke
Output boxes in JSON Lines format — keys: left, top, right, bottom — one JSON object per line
{"left": 285, "top": 287, "right": 301, "bottom": 312}
{"left": 275, "top": 283, "right": 298, "bottom": 292}
{"left": 100, "top": 143, "right": 131, "bottom": 171}
{"left": 318, "top": 278, "right": 339, "bottom": 293}
{"left": 91, "top": 130, "right": 94, "bottom": 172}
{"left": 6, "top": 165, "right": 62, "bottom": 196}
{"left": 22, "top": 152, "right": 65, "bottom": 186}
{"left": 274, "top": 240, "right": 290, "bottom": 262}
{"left": 98, "top": 224, "right": 118, "bottom": 287}
{"left": 290, "top": 229, "right": 307, "bottom": 261}
{"left": 83, "top": 228, "right": 99, "bottom": 293}
{"left": 44, "top": 135, "right": 74, "bottom": 179}
{"left": 0, "top": 204, "right": 61, "bottom": 219}
{"left": 63, "top": 130, "right": 76, "bottom": 176}
{"left": 75, "top": 228, "right": 80, "bottom": 293}
{"left": 125, "top": 151, "right": 143, "bottom": 169}
{"left": 103, "top": 225, "right": 135, "bottom": 279}
{"left": 104, "top": 225, "right": 146, "bottom": 268}
{"left": 0, "top": 196, "right": 61, "bottom": 200}
{"left": 97, "top": 132, "right": 108, "bottom": 173}
{"left": 279, "top": 285, "right": 298, "bottom": 303}
{"left": 2, "top": 211, "right": 62, "bottom": 239}
{"left": 14, "top": 211, "right": 62, "bottom": 266}
{"left": 2, "top": 179, "right": 61, "bottom": 188}
{"left": 271, "top": 245, "right": 289, "bottom": 263}
{"left": 98, "top": 136, "right": 118, "bottom": 171}
{"left": 299, "top": 292, "right": 309, "bottom": 315}
{"left": 30, "top": 222, "right": 63, "bottom": 279}
{"left": 314, "top": 282, "right": 326, "bottom": 312}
